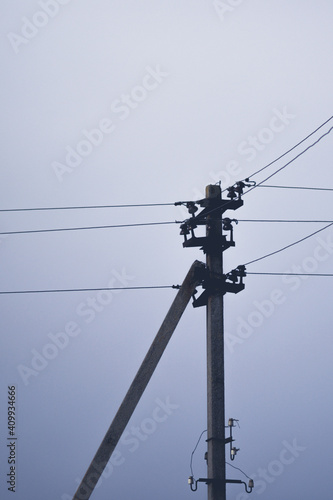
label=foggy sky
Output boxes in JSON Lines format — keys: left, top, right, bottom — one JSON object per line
{"left": 1, "top": 2, "right": 333, "bottom": 499}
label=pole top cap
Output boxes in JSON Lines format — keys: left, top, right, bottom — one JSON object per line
{"left": 205, "top": 184, "right": 221, "bottom": 198}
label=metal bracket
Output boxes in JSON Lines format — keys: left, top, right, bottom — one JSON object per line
{"left": 192, "top": 266, "right": 246, "bottom": 308}
{"left": 226, "top": 479, "right": 254, "bottom": 494}
{"left": 182, "top": 233, "right": 235, "bottom": 253}
{"left": 196, "top": 197, "right": 244, "bottom": 213}
{"left": 179, "top": 196, "right": 243, "bottom": 251}
{"left": 188, "top": 476, "right": 213, "bottom": 492}
{"left": 189, "top": 477, "right": 253, "bottom": 494}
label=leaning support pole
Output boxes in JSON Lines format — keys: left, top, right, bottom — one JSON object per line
{"left": 72, "top": 260, "right": 206, "bottom": 500}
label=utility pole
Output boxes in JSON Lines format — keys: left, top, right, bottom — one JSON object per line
{"left": 206, "top": 184, "right": 226, "bottom": 500}
{"left": 72, "top": 183, "right": 249, "bottom": 500}
{"left": 180, "top": 183, "right": 246, "bottom": 499}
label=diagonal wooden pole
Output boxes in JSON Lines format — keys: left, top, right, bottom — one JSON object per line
{"left": 72, "top": 260, "right": 205, "bottom": 500}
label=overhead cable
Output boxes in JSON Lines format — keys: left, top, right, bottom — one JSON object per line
{"left": 2, "top": 119, "right": 332, "bottom": 215}
{"left": 197, "top": 126, "right": 333, "bottom": 222}
{"left": 244, "top": 126, "right": 333, "bottom": 195}
{"left": 0, "top": 285, "right": 178, "bottom": 295}
{"left": 3, "top": 271, "right": 333, "bottom": 296}
{"left": 190, "top": 430, "right": 207, "bottom": 478}
{"left": 0, "top": 202, "right": 175, "bottom": 213}
{"left": 236, "top": 219, "right": 333, "bottom": 223}
{"left": 256, "top": 184, "right": 333, "bottom": 192}
{"left": 226, "top": 462, "right": 252, "bottom": 481}
{"left": 5, "top": 218, "right": 332, "bottom": 238}
{"left": 2, "top": 122, "right": 332, "bottom": 238}
{"left": 0, "top": 221, "right": 176, "bottom": 236}
{"left": 247, "top": 272, "right": 333, "bottom": 277}
{"left": 243, "top": 222, "right": 333, "bottom": 266}
{"left": 243, "top": 115, "right": 333, "bottom": 181}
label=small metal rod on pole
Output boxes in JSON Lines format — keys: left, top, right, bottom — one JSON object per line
{"left": 205, "top": 184, "right": 226, "bottom": 500}
{"left": 72, "top": 260, "right": 205, "bottom": 500}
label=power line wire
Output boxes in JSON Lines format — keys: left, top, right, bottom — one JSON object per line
{"left": 190, "top": 430, "right": 207, "bottom": 478}
{"left": 0, "top": 285, "right": 178, "bottom": 295}
{"left": 3, "top": 123, "right": 332, "bottom": 230}
{"left": 243, "top": 126, "right": 333, "bottom": 196}
{"left": 1, "top": 123, "right": 332, "bottom": 241}
{"left": 2, "top": 215, "right": 332, "bottom": 239}
{"left": 3, "top": 215, "right": 333, "bottom": 238}
{"left": 243, "top": 222, "right": 333, "bottom": 266}
{"left": 237, "top": 219, "right": 333, "bottom": 223}
{"left": 2, "top": 120, "right": 332, "bottom": 217}
{"left": 0, "top": 202, "right": 175, "bottom": 213}
{"left": 2, "top": 271, "right": 333, "bottom": 295}
{"left": 194, "top": 127, "right": 333, "bottom": 262}
{"left": 257, "top": 185, "right": 333, "bottom": 192}
{"left": 242, "top": 115, "right": 333, "bottom": 181}
{"left": 247, "top": 272, "right": 333, "bottom": 277}
{"left": 226, "top": 461, "right": 252, "bottom": 481}
{"left": 200, "top": 125, "right": 333, "bottom": 222}
{"left": 0, "top": 221, "right": 176, "bottom": 236}
{"left": 4, "top": 218, "right": 331, "bottom": 237}
{"left": 3, "top": 119, "right": 332, "bottom": 214}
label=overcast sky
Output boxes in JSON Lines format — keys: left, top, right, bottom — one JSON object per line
{"left": 1, "top": 1, "right": 333, "bottom": 499}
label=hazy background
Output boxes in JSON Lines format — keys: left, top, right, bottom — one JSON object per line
{"left": 1, "top": 1, "right": 332, "bottom": 499}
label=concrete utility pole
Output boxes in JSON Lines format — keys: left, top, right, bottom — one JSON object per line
{"left": 71, "top": 183, "right": 247, "bottom": 500}
{"left": 181, "top": 184, "right": 245, "bottom": 499}
{"left": 206, "top": 184, "right": 226, "bottom": 500}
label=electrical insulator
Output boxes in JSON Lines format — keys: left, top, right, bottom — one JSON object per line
{"left": 227, "top": 186, "right": 237, "bottom": 199}
{"left": 235, "top": 182, "right": 244, "bottom": 195}
{"left": 222, "top": 218, "right": 233, "bottom": 231}
{"left": 237, "top": 265, "right": 246, "bottom": 276}
{"left": 180, "top": 223, "right": 190, "bottom": 235}
{"left": 186, "top": 202, "right": 198, "bottom": 215}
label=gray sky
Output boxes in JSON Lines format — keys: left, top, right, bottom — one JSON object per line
{"left": 1, "top": 1, "right": 333, "bottom": 499}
